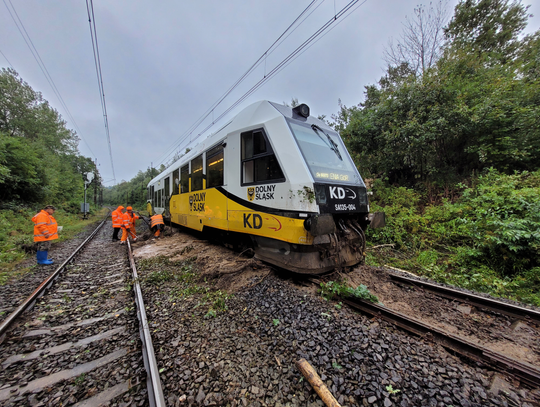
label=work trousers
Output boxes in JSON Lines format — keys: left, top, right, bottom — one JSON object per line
{"left": 151, "top": 224, "right": 164, "bottom": 237}
{"left": 121, "top": 227, "right": 136, "bottom": 242}
{"left": 112, "top": 228, "right": 121, "bottom": 240}
{"left": 36, "top": 241, "right": 52, "bottom": 251}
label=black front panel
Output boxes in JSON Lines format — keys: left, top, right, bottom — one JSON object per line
{"left": 314, "top": 183, "right": 369, "bottom": 214}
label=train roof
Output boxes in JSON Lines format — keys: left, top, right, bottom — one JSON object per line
{"left": 148, "top": 100, "right": 331, "bottom": 186}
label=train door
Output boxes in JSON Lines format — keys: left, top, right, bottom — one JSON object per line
{"left": 204, "top": 143, "right": 227, "bottom": 228}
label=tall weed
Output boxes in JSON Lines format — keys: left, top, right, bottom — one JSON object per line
{"left": 366, "top": 170, "right": 540, "bottom": 306}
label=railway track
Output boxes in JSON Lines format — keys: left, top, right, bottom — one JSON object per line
{"left": 342, "top": 296, "right": 540, "bottom": 389}
{"left": 0, "top": 219, "right": 163, "bottom": 407}
{"left": 386, "top": 270, "right": 540, "bottom": 325}
{"left": 2, "top": 223, "right": 539, "bottom": 406}
{"left": 321, "top": 267, "right": 540, "bottom": 389}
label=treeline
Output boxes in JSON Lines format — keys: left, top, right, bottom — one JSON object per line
{"left": 102, "top": 167, "right": 162, "bottom": 209}
{"left": 336, "top": 0, "right": 539, "bottom": 191}
{"left": 0, "top": 68, "right": 100, "bottom": 212}
{"left": 337, "top": 0, "right": 540, "bottom": 304}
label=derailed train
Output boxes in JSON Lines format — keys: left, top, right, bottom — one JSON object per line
{"left": 146, "top": 100, "right": 384, "bottom": 274}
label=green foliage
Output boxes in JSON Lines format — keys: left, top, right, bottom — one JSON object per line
{"left": 145, "top": 269, "right": 174, "bottom": 284}
{"left": 0, "top": 207, "right": 106, "bottom": 284}
{"left": 204, "top": 309, "right": 217, "bottom": 319}
{"left": 332, "top": 361, "right": 342, "bottom": 370}
{"left": 366, "top": 170, "right": 540, "bottom": 306}
{"left": 340, "top": 2, "right": 539, "bottom": 188}
{"left": 445, "top": 0, "right": 530, "bottom": 64}
{"left": 386, "top": 385, "right": 401, "bottom": 395}
{"left": 0, "top": 68, "right": 101, "bottom": 207}
{"left": 319, "top": 281, "right": 378, "bottom": 303}
{"left": 102, "top": 168, "right": 155, "bottom": 209}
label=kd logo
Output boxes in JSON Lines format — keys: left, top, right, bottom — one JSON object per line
{"left": 247, "top": 187, "right": 255, "bottom": 201}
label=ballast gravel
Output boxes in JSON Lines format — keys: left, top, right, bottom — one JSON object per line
{"left": 139, "top": 267, "right": 539, "bottom": 407}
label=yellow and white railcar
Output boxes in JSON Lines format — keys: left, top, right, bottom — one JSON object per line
{"left": 147, "top": 100, "right": 382, "bottom": 274}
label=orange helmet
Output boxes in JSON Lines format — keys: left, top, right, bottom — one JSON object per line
{"left": 127, "top": 206, "right": 133, "bottom": 211}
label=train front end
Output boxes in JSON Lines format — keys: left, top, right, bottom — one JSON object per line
{"left": 252, "top": 102, "right": 383, "bottom": 274}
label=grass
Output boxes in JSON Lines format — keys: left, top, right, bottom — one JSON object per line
{"left": 0, "top": 206, "right": 108, "bottom": 285}
{"left": 139, "top": 257, "right": 233, "bottom": 316}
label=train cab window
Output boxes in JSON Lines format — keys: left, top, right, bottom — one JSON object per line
{"left": 241, "top": 129, "right": 284, "bottom": 185}
{"left": 206, "top": 144, "right": 224, "bottom": 188}
{"left": 191, "top": 154, "right": 203, "bottom": 191}
{"left": 164, "top": 177, "right": 170, "bottom": 199}
{"left": 180, "top": 165, "right": 189, "bottom": 193}
{"left": 172, "top": 169, "right": 180, "bottom": 195}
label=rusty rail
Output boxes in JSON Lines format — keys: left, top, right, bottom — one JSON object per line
{"left": 343, "top": 297, "right": 540, "bottom": 388}
{"left": 386, "top": 272, "right": 540, "bottom": 325}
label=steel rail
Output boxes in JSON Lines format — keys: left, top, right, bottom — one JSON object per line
{"left": 342, "top": 297, "right": 540, "bottom": 388}
{"left": 126, "top": 240, "right": 166, "bottom": 407}
{"left": 0, "top": 217, "right": 108, "bottom": 339}
{"left": 386, "top": 272, "right": 540, "bottom": 325}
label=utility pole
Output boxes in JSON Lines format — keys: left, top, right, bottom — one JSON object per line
{"left": 93, "top": 159, "right": 98, "bottom": 207}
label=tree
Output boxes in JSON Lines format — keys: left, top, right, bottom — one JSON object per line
{"left": 444, "top": 0, "right": 531, "bottom": 64}
{"left": 384, "top": 1, "right": 450, "bottom": 76}
{"left": 0, "top": 68, "right": 98, "bottom": 208}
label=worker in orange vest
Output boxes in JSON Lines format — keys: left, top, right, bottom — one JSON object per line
{"left": 120, "top": 206, "right": 138, "bottom": 244}
{"left": 111, "top": 205, "right": 125, "bottom": 241}
{"left": 32, "top": 205, "right": 58, "bottom": 265}
{"left": 150, "top": 213, "right": 165, "bottom": 238}
{"left": 126, "top": 206, "right": 139, "bottom": 240}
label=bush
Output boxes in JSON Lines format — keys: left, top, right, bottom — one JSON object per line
{"left": 366, "top": 169, "right": 540, "bottom": 306}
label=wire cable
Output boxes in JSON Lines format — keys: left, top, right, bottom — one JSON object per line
{"left": 0, "top": 48, "right": 14, "bottom": 69}
{"left": 155, "top": 0, "right": 323, "bottom": 167}
{"left": 2, "top": 0, "right": 97, "bottom": 158}
{"left": 86, "top": 0, "right": 116, "bottom": 183}
{"left": 160, "top": 0, "right": 366, "bottom": 166}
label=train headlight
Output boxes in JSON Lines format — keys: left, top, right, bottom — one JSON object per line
{"left": 292, "top": 104, "right": 310, "bottom": 118}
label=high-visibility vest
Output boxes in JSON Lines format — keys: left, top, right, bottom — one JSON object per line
{"left": 151, "top": 214, "right": 164, "bottom": 228}
{"left": 127, "top": 212, "right": 139, "bottom": 224}
{"left": 122, "top": 212, "right": 131, "bottom": 228}
{"left": 112, "top": 207, "right": 124, "bottom": 227}
{"left": 32, "top": 210, "right": 58, "bottom": 242}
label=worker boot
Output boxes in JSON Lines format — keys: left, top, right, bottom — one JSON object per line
{"left": 36, "top": 251, "right": 54, "bottom": 265}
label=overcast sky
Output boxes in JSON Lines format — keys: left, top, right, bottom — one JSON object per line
{"left": 1, "top": 0, "right": 538, "bottom": 185}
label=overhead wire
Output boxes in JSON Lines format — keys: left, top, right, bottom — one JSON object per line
{"left": 86, "top": 0, "right": 116, "bottom": 183}
{"left": 2, "top": 0, "right": 97, "bottom": 158}
{"left": 159, "top": 0, "right": 366, "bottom": 168}
{"left": 0, "top": 48, "right": 14, "bottom": 69}
{"left": 155, "top": 0, "right": 324, "bottom": 168}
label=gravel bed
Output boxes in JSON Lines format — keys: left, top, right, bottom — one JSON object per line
{"left": 0, "top": 221, "right": 147, "bottom": 407}
{"left": 137, "top": 250, "right": 540, "bottom": 407}
{"left": 0, "top": 220, "right": 104, "bottom": 324}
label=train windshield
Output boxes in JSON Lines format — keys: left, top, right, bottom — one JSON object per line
{"left": 288, "top": 120, "right": 362, "bottom": 185}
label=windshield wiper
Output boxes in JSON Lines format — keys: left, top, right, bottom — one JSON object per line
{"left": 311, "top": 124, "right": 343, "bottom": 161}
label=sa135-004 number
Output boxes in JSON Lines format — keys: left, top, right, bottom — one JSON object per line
{"left": 335, "top": 203, "right": 356, "bottom": 211}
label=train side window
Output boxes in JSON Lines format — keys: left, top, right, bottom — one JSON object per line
{"left": 180, "top": 165, "right": 189, "bottom": 193}
{"left": 158, "top": 189, "right": 162, "bottom": 207}
{"left": 173, "top": 169, "right": 179, "bottom": 195}
{"left": 154, "top": 190, "right": 157, "bottom": 207}
{"left": 191, "top": 154, "right": 203, "bottom": 191}
{"left": 151, "top": 186, "right": 154, "bottom": 206}
{"left": 164, "top": 177, "right": 170, "bottom": 199}
{"left": 241, "top": 129, "right": 284, "bottom": 185}
{"left": 206, "top": 144, "right": 224, "bottom": 188}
